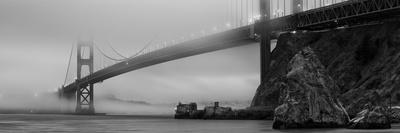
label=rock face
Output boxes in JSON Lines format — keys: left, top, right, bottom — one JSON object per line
{"left": 348, "top": 105, "right": 391, "bottom": 129}
{"left": 252, "top": 22, "right": 400, "bottom": 118}
{"left": 272, "top": 47, "right": 349, "bottom": 129}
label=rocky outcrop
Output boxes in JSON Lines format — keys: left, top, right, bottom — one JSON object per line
{"left": 252, "top": 22, "right": 400, "bottom": 118}
{"left": 272, "top": 47, "right": 349, "bottom": 129}
{"left": 236, "top": 106, "right": 275, "bottom": 120}
{"left": 348, "top": 105, "right": 391, "bottom": 129}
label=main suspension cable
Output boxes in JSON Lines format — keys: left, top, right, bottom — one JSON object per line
{"left": 63, "top": 43, "right": 74, "bottom": 85}
{"left": 106, "top": 40, "right": 129, "bottom": 59}
{"left": 128, "top": 36, "right": 157, "bottom": 58}
{"left": 94, "top": 35, "right": 159, "bottom": 64}
{"left": 94, "top": 44, "right": 126, "bottom": 61}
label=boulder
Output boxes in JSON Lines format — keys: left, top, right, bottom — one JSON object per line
{"left": 235, "top": 106, "right": 275, "bottom": 120}
{"left": 347, "top": 105, "right": 391, "bottom": 129}
{"left": 272, "top": 47, "right": 349, "bottom": 129}
{"left": 390, "top": 106, "right": 400, "bottom": 123}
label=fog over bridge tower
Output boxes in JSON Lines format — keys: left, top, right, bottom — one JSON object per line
{"left": 76, "top": 41, "right": 95, "bottom": 114}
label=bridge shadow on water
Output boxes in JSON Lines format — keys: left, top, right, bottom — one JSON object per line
{"left": 0, "top": 114, "right": 400, "bottom": 133}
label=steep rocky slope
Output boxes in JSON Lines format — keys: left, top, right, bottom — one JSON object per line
{"left": 272, "top": 47, "right": 349, "bottom": 129}
{"left": 252, "top": 22, "right": 400, "bottom": 117}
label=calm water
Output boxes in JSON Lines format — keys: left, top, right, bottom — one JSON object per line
{"left": 1, "top": 114, "right": 400, "bottom": 133}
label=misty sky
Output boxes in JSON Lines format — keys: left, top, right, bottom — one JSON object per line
{"left": 0, "top": 0, "right": 263, "bottom": 107}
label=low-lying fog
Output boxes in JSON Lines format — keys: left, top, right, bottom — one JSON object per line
{"left": 0, "top": 89, "right": 251, "bottom": 115}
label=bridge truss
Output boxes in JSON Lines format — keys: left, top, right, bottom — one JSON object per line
{"left": 269, "top": 0, "right": 400, "bottom": 31}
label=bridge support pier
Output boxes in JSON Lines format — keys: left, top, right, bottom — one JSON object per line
{"left": 259, "top": 0, "right": 271, "bottom": 82}
{"left": 76, "top": 42, "right": 95, "bottom": 114}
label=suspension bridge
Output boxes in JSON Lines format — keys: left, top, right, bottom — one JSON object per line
{"left": 58, "top": 0, "right": 400, "bottom": 114}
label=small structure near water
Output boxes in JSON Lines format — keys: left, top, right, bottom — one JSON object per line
{"left": 176, "top": 102, "right": 197, "bottom": 114}
{"left": 174, "top": 102, "right": 203, "bottom": 119}
{"left": 203, "top": 102, "right": 233, "bottom": 119}
{"left": 175, "top": 102, "right": 227, "bottom": 119}
{"left": 174, "top": 102, "right": 273, "bottom": 120}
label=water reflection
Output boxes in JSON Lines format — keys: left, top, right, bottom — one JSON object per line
{"left": 0, "top": 114, "right": 399, "bottom": 133}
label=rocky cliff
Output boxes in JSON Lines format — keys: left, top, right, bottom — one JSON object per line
{"left": 252, "top": 22, "right": 400, "bottom": 118}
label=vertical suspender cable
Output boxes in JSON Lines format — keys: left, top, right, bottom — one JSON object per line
{"left": 278, "top": 0, "right": 280, "bottom": 17}
{"left": 233, "top": 0, "right": 235, "bottom": 27}
{"left": 320, "top": 0, "right": 322, "bottom": 7}
{"left": 315, "top": 0, "right": 316, "bottom": 8}
{"left": 279, "top": 0, "right": 281, "bottom": 17}
{"left": 228, "top": 0, "right": 231, "bottom": 26}
{"left": 283, "top": 0, "right": 285, "bottom": 16}
{"left": 246, "top": 0, "right": 248, "bottom": 25}
{"left": 231, "top": 0, "right": 233, "bottom": 25}
{"left": 240, "top": 0, "right": 243, "bottom": 26}
{"left": 251, "top": 0, "right": 253, "bottom": 21}
{"left": 227, "top": 0, "right": 230, "bottom": 24}
{"left": 233, "top": 0, "right": 236, "bottom": 26}
{"left": 236, "top": 0, "right": 238, "bottom": 27}
{"left": 274, "top": 0, "right": 276, "bottom": 17}
{"left": 305, "top": 0, "right": 308, "bottom": 10}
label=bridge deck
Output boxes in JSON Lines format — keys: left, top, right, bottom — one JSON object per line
{"left": 61, "top": 0, "right": 400, "bottom": 94}
{"left": 61, "top": 26, "right": 255, "bottom": 94}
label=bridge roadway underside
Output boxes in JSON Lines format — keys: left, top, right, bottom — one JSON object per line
{"left": 61, "top": 26, "right": 256, "bottom": 96}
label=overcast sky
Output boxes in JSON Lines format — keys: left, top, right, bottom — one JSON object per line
{"left": 0, "top": 0, "right": 263, "bottom": 108}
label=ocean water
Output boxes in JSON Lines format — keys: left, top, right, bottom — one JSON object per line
{"left": 0, "top": 114, "right": 400, "bottom": 133}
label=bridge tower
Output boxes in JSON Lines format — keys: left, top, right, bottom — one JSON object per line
{"left": 76, "top": 41, "right": 95, "bottom": 114}
{"left": 259, "top": 0, "right": 271, "bottom": 82}
{"left": 292, "top": 0, "right": 303, "bottom": 13}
